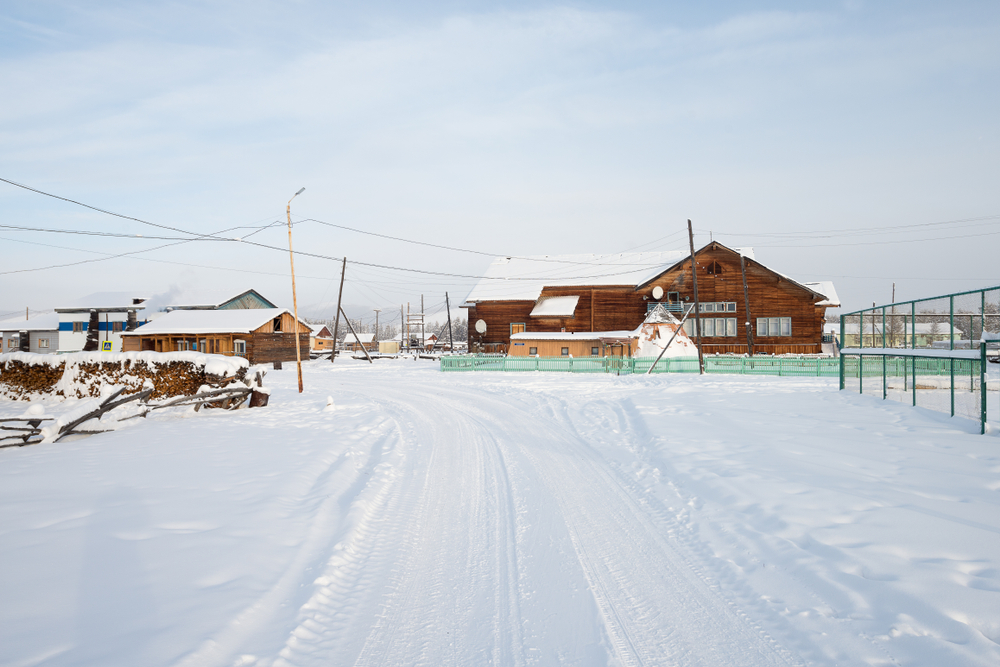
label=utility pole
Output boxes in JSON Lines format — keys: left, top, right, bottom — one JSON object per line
{"left": 421, "top": 294, "right": 425, "bottom": 349}
{"left": 445, "top": 292, "right": 454, "bottom": 353}
{"left": 739, "top": 253, "right": 754, "bottom": 357}
{"left": 331, "top": 257, "right": 346, "bottom": 363}
{"left": 286, "top": 187, "right": 306, "bottom": 392}
{"left": 373, "top": 309, "right": 381, "bottom": 346}
{"left": 400, "top": 304, "right": 404, "bottom": 351}
{"left": 687, "top": 219, "right": 704, "bottom": 374}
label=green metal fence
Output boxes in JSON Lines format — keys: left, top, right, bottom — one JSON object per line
{"left": 840, "top": 285, "right": 1000, "bottom": 434}
{"left": 440, "top": 355, "right": 840, "bottom": 377}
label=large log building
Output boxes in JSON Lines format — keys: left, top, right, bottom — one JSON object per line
{"left": 462, "top": 242, "right": 839, "bottom": 356}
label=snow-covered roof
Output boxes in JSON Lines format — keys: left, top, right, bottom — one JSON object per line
{"left": 55, "top": 292, "right": 147, "bottom": 311}
{"left": 346, "top": 332, "right": 375, "bottom": 344}
{"left": 802, "top": 281, "right": 840, "bottom": 307}
{"left": 122, "top": 308, "right": 299, "bottom": 335}
{"left": 464, "top": 248, "right": 756, "bottom": 303}
{"left": 0, "top": 312, "right": 61, "bottom": 332}
{"left": 465, "top": 252, "right": 688, "bottom": 303}
{"left": 530, "top": 296, "right": 580, "bottom": 317}
{"left": 162, "top": 288, "right": 277, "bottom": 311}
{"left": 510, "top": 330, "right": 637, "bottom": 341}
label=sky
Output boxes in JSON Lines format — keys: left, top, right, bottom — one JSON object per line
{"left": 1, "top": 0, "right": 998, "bottom": 328}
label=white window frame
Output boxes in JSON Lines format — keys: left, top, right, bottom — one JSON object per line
{"left": 37, "top": 338, "right": 49, "bottom": 348}
{"left": 756, "top": 317, "right": 792, "bottom": 337}
{"left": 234, "top": 339, "right": 247, "bottom": 356}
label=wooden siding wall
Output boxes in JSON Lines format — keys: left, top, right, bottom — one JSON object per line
{"left": 123, "top": 332, "right": 309, "bottom": 364}
{"left": 468, "top": 243, "right": 827, "bottom": 354}
{"left": 508, "top": 338, "right": 636, "bottom": 357}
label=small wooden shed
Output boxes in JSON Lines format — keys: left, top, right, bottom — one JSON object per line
{"left": 122, "top": 308, "right": 310, "bottom": 365}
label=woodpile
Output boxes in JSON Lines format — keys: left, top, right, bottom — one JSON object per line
{"left": 1, "top": 353, "right": 249, "bottom": 401}
{"left": 0, "top": 360, "right": 65, "bottom": 399}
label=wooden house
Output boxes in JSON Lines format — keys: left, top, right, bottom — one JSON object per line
{"left": 462, "top": 242, "right": 839, "bottom": 356}
{"left": 344, "top": 332, "right": 376, "bottom": 352}
{"left": 121, "top": 308, "right": 310, "bottom": 364}
{"left": 309, "top": 324, "right": 335, "bottom": 352}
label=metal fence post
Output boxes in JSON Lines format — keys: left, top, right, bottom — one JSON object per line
{"left": 912, "top": 302, "right": 917, "bottom": 406}
{"left": 982, "top": 343, "right": 988, "bottom": 435}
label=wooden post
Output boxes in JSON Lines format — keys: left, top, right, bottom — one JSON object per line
{"left": 739, "top": 253, "right": 754, "bottom": 356}
{"left": 331, "top": 257, "right": 346, "bottom": 363}
{"left": 373, "top": 309, "right": 381, "bottom": 346}
{"left": 445, "top": 292, "right": 454, "bottom": 352}
{"left": 687, "top": 220, "right": 704, "bottom": 374}
{"left": 341, "top": 306, "right": 373, "bottom": 363}
{"left": 286, "top": 190, "right": 305, "bottom": 393}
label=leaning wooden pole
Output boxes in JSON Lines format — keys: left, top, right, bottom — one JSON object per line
{"left": 739, "top": 253, "right": 754, "bottom": 357}
{"left": 687, "top": 219, "right": 705, "bottom": 375}
{"left": 331, "top": 257, "right": 346, "bottom": 363}
{"left": 341, "top": 306, "right": 373, "bottom": 363}
{"left": 445, "top": 292, "right": 454, "bottom": 353}
{"left": 287, "top": 189, "right": 306, "bottom": 392}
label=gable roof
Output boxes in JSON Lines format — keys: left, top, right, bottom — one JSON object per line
{"left": 163, "top": 288, "right": 277, "bottom": 311}
{"left": 123, "top": 308, "right": 301, "bottom": 335}
{"left": 635, "top": 241, "right": 831, "bottom": 305}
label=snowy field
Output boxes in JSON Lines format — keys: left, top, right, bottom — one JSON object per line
{"left": 1, "top": 358, "right": 999, "bottom": 667}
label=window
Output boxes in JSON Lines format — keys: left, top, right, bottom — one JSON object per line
{"left": 38, "top": 339, "right": 49, "bottom": 348}
{"left": 698, "top": 302, "right": 736, "bottom": 313}
{"left": 591, "top": 346, "right": 599, "bottom": 356}
{"left": 273, "top": 317, "right": 282, "bottom": 332}
{"left": 73, "top": 321, "right": 86, "bottom": 333}
{"left": 510, "top": 323, "right": 525, "bottom": 335}
{"left": 668, "top": 291, "right": 680, "bottom": 302}
{"left": 682, "top": 318, "right": 737, "bottom": 337}
{"left": 706, "top": 261, "right": 724, "bottom": 274}
{"left": 756, "top": 317, "right": 792, "bottom": 337}
{"left": 561, "top": 347, "right": 569, "bottom": 356}
{"left": 234, "top": 339, "right": 247, "bottom": 356}
{"left": 7, "top": 338, "right": 16, "bottom": 348}
{"left": 112, "top": 321, "right": 124, "bottom": 333}
{"left": 529, "top": 347, "right": 538, "bottom": 355}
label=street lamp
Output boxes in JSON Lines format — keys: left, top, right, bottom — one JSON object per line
{"left": 287, "top": 187, "right": 305, "bottom": 393}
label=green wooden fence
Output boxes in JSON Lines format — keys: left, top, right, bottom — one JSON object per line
{"left": 440, "top": 355, "right": 840, "bottom": 377}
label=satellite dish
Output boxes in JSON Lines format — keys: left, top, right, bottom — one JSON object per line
{"left": 475, "top": 319, "right": 487, "bottom": 334}
{"left": 651, "top": 286, "right": 664, "bottom": 300}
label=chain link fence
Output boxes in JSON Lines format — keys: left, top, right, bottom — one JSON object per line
{"left": 840, "top": 286, "right": 1000, "bottom": 434}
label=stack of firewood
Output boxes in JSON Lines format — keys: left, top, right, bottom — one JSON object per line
{"left": 0, "top": 360, "right": 65, "bottom": 399}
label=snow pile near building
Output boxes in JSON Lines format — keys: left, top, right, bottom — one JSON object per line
{"left": 0, "top": 351, "right": 249, "bottom": 401}
{"left": 634, "top": 304, "right": 698, "bottom": 358}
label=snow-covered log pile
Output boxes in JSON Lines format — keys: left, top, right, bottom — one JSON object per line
{"left": 0, "top": 351, "right": 250, "bottom": 401}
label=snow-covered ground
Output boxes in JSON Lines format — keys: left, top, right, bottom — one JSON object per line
{"left": 1, "top": 358, "right": 998, "bottom": 667}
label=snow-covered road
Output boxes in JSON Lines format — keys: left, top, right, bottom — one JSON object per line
{"left": 2, "top": 359, "right": 998, "bottom": 666}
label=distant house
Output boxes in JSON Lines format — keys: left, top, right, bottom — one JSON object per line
{"left": 55, "top": 295, "right": 148, "bottom": 353}
{"left": 463, "top": 242, "right": 839, "bottom": 355}
{"left": 344, "top": 332, "right": 376, "bottom": 352}
{"left": 0, "top": 312, "right": 61, "bottom": 354}
{"left": 121, "top": 308, "right": 310, "bottom": 364}
{"left": 309, "top": 324, "right": 335, "bottom": 352}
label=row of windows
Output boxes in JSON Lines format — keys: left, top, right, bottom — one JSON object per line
{"left": 681, "top": 317, "right": 793, "bottom": 338}
{"left": 698, "top": 302, "right": 737, "bottom": 313}
{"left": 6, "top": 338, "right": 51, "bottom": 348}
{"left": 68, "top": 321, "right": 125, "bottom": 333}
{"left": 682, "top": 318, "right": 738, "bottom": 337}
{"left": 511, "top": 316, "right": 793, "bottom": 341}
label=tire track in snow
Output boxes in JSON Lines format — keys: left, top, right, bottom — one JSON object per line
{"left": 349, "top": 388, "right": 526, "bottom": 667}
{"left": 441, "top": 384, "right": 800, "bottom": 667}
